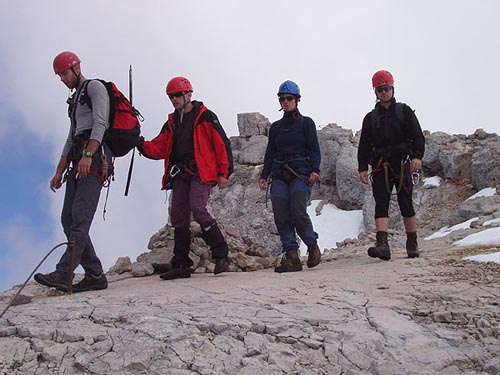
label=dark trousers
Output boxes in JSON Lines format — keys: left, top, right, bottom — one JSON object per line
{"left": 270, "top": 178, "right": 318, "bottom": 253}
{"left": 56, "top": 168, "right": 104, "bottom": 276}
{"left": 170, "top": 172, "right": 215, "bottom": 229}
{"left": 170, "top": 172, "right": 218, "bottom": 266}
{"left": 372, "top": 158, "right": 415, "bottom": 219}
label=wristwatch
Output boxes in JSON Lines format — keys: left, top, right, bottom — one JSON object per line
{"left": 83, "top": 149, "right": 93, "bottom": 158}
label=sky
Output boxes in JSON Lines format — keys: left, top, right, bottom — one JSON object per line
{"left": 1, "top": 1, "right": 499, "bottom": 292}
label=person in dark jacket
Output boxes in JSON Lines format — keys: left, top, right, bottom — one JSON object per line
{"left": 358, "top": 70, "right": 425, "bottom": 260}
{"left": 259, "top": 80, "right": 321, "bottom": 273}
{"left": 34, "top": 51, "right": 110, "bottom": 293}
{"left": 137, "top": 76, "right": 233, "bottom": 279}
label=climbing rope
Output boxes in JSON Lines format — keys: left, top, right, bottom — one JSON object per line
{"left": 0, "top": 242, "right": 69, "bottom": 319}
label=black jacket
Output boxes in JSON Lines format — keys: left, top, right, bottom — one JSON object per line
{"left": 357, "top": 99, "right": 425, "bottom": 172}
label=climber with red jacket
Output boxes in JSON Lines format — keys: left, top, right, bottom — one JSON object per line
{"left": 137, "top": 76, "right": 233, "bottom": 279}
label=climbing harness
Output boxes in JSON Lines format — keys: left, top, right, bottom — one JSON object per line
{"left": 273, "top": 156, "right": 312, "bottom": 185}
{"left": 283, "top": 163, "right": 311, "bottom": 186}
{"left": 369, "top": 155, "right": 412, "bottom": 195}
{"left": 96, "top": 146, "right": 114, "bottom": 220}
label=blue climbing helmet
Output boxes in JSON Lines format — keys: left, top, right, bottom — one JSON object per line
{"left": 277, "top": 80, "right": 301, "bottom": 97}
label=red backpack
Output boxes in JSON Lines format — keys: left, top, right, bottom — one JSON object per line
{"left": 82, "top": 79, "right": 142, "bottom": 157}
{"left": 76, "top": 78, "right": 143, "bottom": 197}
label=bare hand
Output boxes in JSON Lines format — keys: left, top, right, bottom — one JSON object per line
{"left": 410, "top": 158, "right": 422, "bottom": 172}
{"left": 218, "top": 176, "right": 229, "bottom": 189}
{"left": 259, "top": 178, "right": 267, "bottom": 191}
{"left": 359, "top": 171, "right": 369, "bottom": 184}
{"left": 77, "top": 157, "right": 92, "bottom": 178}
{"left": 49, "top": 174, "right": 63, "bottom": 192}
{"left": 309, "top": 172, "right": 320, "bottom": 185}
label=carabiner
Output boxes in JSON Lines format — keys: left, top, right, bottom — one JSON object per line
{"left": 412, "top": 169, "right": 422, "bottom": 185}
{"left": 165, "top": 165, "right": 181, "bottom": 190}
{"left": 169, "top": 164, "right": 181, "bottom": 178}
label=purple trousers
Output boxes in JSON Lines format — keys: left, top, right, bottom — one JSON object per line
{"left": 170, "top": 171, "right": 215, "bottom": 229}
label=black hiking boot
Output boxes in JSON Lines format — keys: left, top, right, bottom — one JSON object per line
{"left": 406, "top": 231, "right": 420, "bottom": 258}
{"left": 34, "top": 271, "right": 70, "bottom": 291}
{"left": 214, "top": 258, "right": 230, "bottom": 275}
{"left": 160, "top": 266, "right": 191, "bottom": 280}
{"left": 275, "top": 250, "right": 303, "bottom": 273}
{"left": 72, "top": 273, "right": 108, "bottom": 293}
{"left": 201, "top": 222, "right": 230, "bottom": 264}
{"left": 306, "top": 243, "right": 321, "bottom": 268}
{"left": 367, "top": 231, "right": 391, "bottom": 261}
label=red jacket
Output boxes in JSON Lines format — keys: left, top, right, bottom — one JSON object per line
{"left": 139, "top": 101, "right": 233, "bottom": 189}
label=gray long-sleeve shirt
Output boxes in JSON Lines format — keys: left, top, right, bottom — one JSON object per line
{"left": 62, "top": 79, "right": 110, "bottom": 156}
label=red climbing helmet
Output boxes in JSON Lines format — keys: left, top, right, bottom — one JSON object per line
{"left": 372, "top": 70, "right": 394, "bottom": 88}
{"left": 166, "top": 76, "right": 193, "bottom": 95}
{"left": 53, "top": 51, "right": 81, "bottom": 75}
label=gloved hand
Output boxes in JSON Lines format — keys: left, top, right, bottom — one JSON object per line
{"left": 136, "top": 136, "right": 145, "bottom": 147}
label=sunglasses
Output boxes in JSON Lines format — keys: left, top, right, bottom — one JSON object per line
{"left": 376, "top": 85, "right": 393, "bottom": 93}
{"left": 168, "top": 91, "right": 187, "bottom": 99}
{"left": 279, "top": 95, "right": 296, "bottom": 102}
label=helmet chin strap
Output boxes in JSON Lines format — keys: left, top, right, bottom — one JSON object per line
{"left": 70, "top": 67, "right": 82, "bottom": 90}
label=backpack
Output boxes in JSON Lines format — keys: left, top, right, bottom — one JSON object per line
{"left": 76, "top": 79, "right": 143, "bottom": 197}
{"left": 81, "top": 79, "right": 142, "bottom": 157}
{"left": 370, "top": 102, "right": 406, "bottom": 131}
{"left": 369, "top": 102, "right": 414, "bottom": 160}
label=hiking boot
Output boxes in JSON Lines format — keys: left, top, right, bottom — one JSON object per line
{"left": 275, "top": 250, "right": 303, "bottom": 273}
{"left": 160, "top": 266, "right": 191, "bottom": 280}
{"left": 34, "top": 271, "right": 70, "bottom": 291}
{"left": 406, "top": 231, "right": 420, "bottom": 258}
{"left": 72, "top": 273, "right": 108, "bottom": 293}
{"left": 214, "top": 258, "right": 230, "bottom": 275}
{"left": 367, "top": 231, "right": 391, "bottom": 261}
{"left": 306, "top": 243, "right": 321, "bottom": 268}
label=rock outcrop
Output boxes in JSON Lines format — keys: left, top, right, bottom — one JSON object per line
{"left": 1, "top": 114, "right": 499, "bottom": 374}
{"left": 129, "top": 114, "right": 500, "bottom": 274}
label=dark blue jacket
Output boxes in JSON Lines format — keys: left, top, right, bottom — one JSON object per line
{"left": 260, "top": 112, "right": 321, "bottom": 180}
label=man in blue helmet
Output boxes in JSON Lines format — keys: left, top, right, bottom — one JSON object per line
{"left": 259, "top": 80, "right": 322, "bottom": 273}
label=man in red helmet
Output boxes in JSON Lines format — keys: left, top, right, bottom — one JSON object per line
{"left": 34, "top": 51, "right": 110, "bottom": 292}
{"left": 137, "top": 76, "right": 233, "bottom": 279}
{"left": 358, "top": 70, "right": 425, "bottom": 260}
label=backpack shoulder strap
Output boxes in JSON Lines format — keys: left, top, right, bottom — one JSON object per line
{"left": 370, "top": 107, "right": 379, "bottom": 129}
{"left": 370, "top": 103, "right": 408, "bottom": 134}
{"left": 80, "top": 79, "right": 95, "bottom": 109}
{"left": 82, "top": 79, "right": 111, "bottom": 108}
{"left": 395, "top": 102, "right": 415, "bottom": 142}
{"left": 395, "top": 102, "right": 406, "bottom": 125}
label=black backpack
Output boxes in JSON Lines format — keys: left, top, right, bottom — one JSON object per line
{"left": 370, "top": 102, "right": 407, "bottom": 131}
{"left": 370, "top": 102, "right": 413, "bottom": 159}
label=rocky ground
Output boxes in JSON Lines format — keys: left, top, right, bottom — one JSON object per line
{"left": 1, "top": 237, "right": 499, "bottom": 375}
{"left": 1, "top": 122, "right": 499, "bottom": 374}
